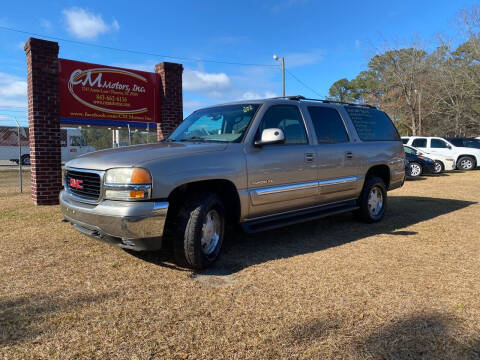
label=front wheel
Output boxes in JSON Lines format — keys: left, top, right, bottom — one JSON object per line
{"left": 433, "top": 161, "right": 443, "bottom": 174}
{"left": 173, "top": 193, "right": 225, "bottom": 269}
{"left": 356, "top": 176, "right": 387, "bottom": 223}
{"left": 409, "top": 162, "right": 423, "bottom": 177}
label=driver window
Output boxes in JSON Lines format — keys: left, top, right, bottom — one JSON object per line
{"left": 258, "top": 105, "right": 307, "bottom": 144}
{"left": 431, "top": 139, "right": 448, "bottom": 148}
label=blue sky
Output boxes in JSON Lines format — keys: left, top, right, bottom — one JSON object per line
{"left": 0, "top": 0, "right": 478, "bottom": 126}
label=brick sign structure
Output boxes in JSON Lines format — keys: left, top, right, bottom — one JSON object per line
{"left": 25, "top": 37, "right": 183, "bottom": 205}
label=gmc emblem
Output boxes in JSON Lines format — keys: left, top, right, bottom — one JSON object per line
{"left": 69, "top": 178, "right": 83, "bottom": 189}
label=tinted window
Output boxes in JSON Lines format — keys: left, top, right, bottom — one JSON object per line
{"left": 412, "top": 138, "right": 427, "bottom": 148}
{"left": 402, "top": 138, "right": 409, "bottom": 144}
{"left": 308, "top": 107, "right": 349, "bottom": 143}
{"left": 344, "top": 106, "right": 400, "bottom": 141}
{"left": 465, "top": 140, "right": 480, "bottom": 149}
{"left": 431, "top": 139, "right": 448, "bottom": 148}
{"left": 259, "top": 105, "right": 307, "bottom": 144}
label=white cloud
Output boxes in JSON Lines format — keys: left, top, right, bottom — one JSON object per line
{"left": 240, "top": 91, "right": 277, "bottom": 100}
{"left": 183, "top": 69, "right": 231, "bottom": 92}
{"left": 0, "top": 73, "right": 27, "bottom": 109}
{"left": 62, "top": 7, "right": 119, "bottom": 39}
{"left": 284, "top": 49, "right": 324, "bottom": 67}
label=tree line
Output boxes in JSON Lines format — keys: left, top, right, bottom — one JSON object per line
{"left": 328, "top": 6, "right": 480, "bottom": 137}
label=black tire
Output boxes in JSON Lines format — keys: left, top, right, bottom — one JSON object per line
{"left": 173, "top": 193, "right": 225, "bottom": 269}
{"left": 21, "top": 154, "right": 30, "bottom": 166}
{"left": 457, "top": 156, "right": 475, "bottom": 171}
{"left": 409, "top": 162, "right": 423, "bottom": 177}
{"left": 433, "top": 160, "right": 444, "bottom": 174}
{"left": 356, "top": 176, "right": 387, "bottom": 223}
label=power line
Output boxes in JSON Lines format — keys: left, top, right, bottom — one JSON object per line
{"left": 285, "top": 68, "right": 324, "bottom": 98}
{"left": 0, "top": 25, "right": 279, "bottom": 68}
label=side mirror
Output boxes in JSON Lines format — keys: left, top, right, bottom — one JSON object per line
{"left": 447, "top": 145, "right": 452, "bottom": 150}
{"left": 254, "top": 128, "right": 285, "bottom": 147}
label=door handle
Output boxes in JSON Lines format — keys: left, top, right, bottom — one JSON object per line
{"left": 345, "top": 151, "right": 353, "bottom": 159}
{"left": 305, "top": 152, "right": 315, "bottom": 163}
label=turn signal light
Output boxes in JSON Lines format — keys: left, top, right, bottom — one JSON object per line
{"left": 131, "top": 168, "right": 151, "bottom": 184}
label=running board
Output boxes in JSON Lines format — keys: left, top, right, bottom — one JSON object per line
{"left": 241, "top": 200, "right": 359, "bottom": 233}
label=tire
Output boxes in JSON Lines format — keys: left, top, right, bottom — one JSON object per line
{"left": 21, "top": 154, "right": 30, "bottom": 166}
{"left": 173, "top": 193, "right": 225, "bottom": 269}
{"left": 409, "top": 162, "right": 423, "bottom": 177}
{"left": 356, "top": 176, "right": 387, "bottom": 223}
{"left": 433, "top": 161, "right": 444, "bottom": 174}
{"left": 457, "top": 156, "right": 475, "bottom": 171}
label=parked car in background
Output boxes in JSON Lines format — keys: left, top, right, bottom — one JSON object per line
{"left": 402, "top": 136, "right": 480, "bottom": 171}
{"left": 0, "top": 127, "right": 95, "bottom": 165}
{"left": 445, "top": 137, "right": 480, "bottom": 150}
{"left": 403, "top": 144, "right": 436, "bottom": 177}
{"left": 403, "top": 144, "right": 455, "bottom": 173}
{"left": 60, "top": 96, "right": 405, "bottom": 269}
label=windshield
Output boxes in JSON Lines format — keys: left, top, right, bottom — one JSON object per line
{"left": 169, "top": 104, "right": 260, "bottom": 143}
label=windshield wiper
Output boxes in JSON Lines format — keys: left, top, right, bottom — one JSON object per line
{"left": 179, "top": 137, "right": 207, "bottom": 142}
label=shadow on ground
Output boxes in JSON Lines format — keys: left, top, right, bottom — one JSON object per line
{"left": 130, "top": 196, "right": 475, "bottom": 276}
{"left": 0, "top": 292, "right": 117, "bottom": 345}
{"left": 277, "top": 312, "right": 480, "bottom": 359}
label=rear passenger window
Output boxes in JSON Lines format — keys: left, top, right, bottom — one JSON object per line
{"left": 259, "top": 105, "right": 308, "bottom": 145}
{"left": 412, "top": 138, "right": 427, "bottom": 148}
{"left": 431, "top": 139, "right": 448, "bottom": 148}
{"left": 308, "top": 107, "right": 349, "bottom": 143}
{"left": 344, "top": 106, "right": 400, "bottom": 141}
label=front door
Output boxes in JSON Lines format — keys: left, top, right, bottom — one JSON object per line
{"left": 246, "top": 105, "right": 318, "bottom": 218}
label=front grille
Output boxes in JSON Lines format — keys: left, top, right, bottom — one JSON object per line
{"left": 65, "top": 170, "right": 101, "bottom": 200}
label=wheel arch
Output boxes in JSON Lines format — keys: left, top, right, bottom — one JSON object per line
{"left": 166, "top": 179, "right": 241, "bottom": 225}
{"left": 365, "top": 164, "right": 390, "bottom": 189}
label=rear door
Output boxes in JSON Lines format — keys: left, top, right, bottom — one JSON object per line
{"left": 307, "top": 105, "right": 361, "bottom": 203}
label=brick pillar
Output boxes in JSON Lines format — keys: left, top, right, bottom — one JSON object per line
{"left": 25, "top": 38, "right": 62, "bottom": 205}
{"left": 154, "top": 62, "right": 183, "bottom": 141}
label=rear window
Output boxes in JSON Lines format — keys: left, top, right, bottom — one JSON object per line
{"left": 344, "top": 106, "right": 400, "bottom": 141}
{"left": 412, "top": 138, "right": 427, "bottom": 148}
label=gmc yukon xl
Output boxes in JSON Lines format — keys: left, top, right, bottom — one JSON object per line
{"left": 60, "top": 96, "right": 405, "bottom": 269}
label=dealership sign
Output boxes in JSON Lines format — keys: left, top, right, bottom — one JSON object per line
{"left": 59, "top": 59, "right": 160, "bottom": 128}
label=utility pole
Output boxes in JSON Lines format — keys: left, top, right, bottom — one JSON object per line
{"left": 273, "top": 55, "right": 285, "bottom": 96}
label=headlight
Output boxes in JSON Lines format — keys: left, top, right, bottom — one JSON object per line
{"left": 104, "top": 168, "right": 152, "bottom": 200}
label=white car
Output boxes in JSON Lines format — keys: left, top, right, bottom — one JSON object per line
{"left": 403, "top": 144, "right": 455, "bottom": 173}
{"left": 402, "top": 136, "right": 480, "bottom": 171}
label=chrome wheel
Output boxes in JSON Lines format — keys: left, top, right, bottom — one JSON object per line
{"left": 368, "top": 186, "right": 384, "bottom": 217}
{"left": 433, "top": 161, "right": 442, "bottom": 174}
{"left": 460, "top": 158, "right": 474, "bottom": 170}
{"left": 409, "top": 163, "right": 422, "bottom": 177}
{"left": 200, "top": 209, "right": 222, "bottom": 255}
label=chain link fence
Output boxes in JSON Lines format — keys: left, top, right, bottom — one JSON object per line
{"left": 1, "top": 122, "right": 159, "bottom": 196}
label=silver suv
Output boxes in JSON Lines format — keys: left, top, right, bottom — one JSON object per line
{"left": 60, "top": 96, "right": 405, "bottom": 269}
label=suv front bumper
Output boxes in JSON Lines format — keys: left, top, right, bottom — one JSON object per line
{"left": 59, "top": 190, "right": 168, "bottom": 251}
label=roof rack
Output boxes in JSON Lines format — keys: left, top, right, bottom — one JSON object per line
{"left": 274, "top": 95, "right": 378, "bottom": 109}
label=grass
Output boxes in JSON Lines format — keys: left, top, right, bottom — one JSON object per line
{"left": 1, "top": 170, "right": 479, "bottom": 359}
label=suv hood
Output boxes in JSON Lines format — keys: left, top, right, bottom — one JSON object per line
{"left": 66, "top": 142, "right": 228, "bottom": 170}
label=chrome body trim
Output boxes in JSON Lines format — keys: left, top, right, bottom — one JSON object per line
{"left": 254, "top": 181, "right": 318, "bottom": 195}
{"left": 318, "top": 176, "right": 358, "bottom": 186}
{"left": 103, "top": 183, "right": 152, "bottom": 200}
{"left": 60, "top": 190, "right": 169, "bottom": 242}
{"left": 249, "top": 176, "right": 359, "bottom": 206}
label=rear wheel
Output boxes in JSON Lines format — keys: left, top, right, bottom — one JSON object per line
{"left": 457, "top": 156, "right": 475, "bottom": 171}
{"left": 433, "top": 161, "right": 443, "bottom": 174}
{"left": 173, "top": 193, "right": 225, "bottom": 269}
{"left": 356, "top": 176, "right": 387, "bottom": 223}
{"left": 409, "top": 162, "right": 423, "bottom": 177}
